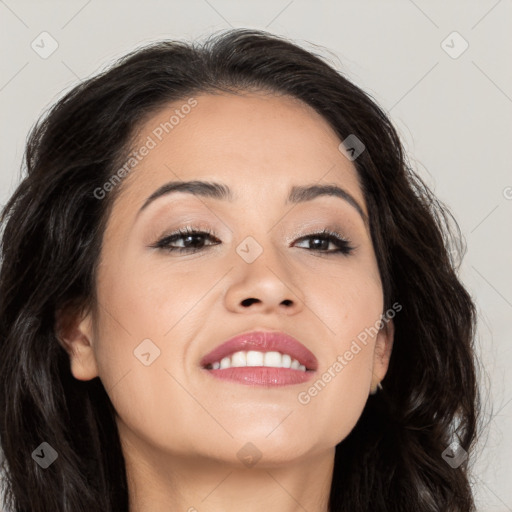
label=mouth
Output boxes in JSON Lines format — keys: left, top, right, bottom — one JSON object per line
{"left": 199, "top": 330, "right": 318, "bottom": 386}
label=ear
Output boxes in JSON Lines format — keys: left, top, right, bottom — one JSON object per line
{"left": 370, "top": 318, "right": 394, "bottom": 391}
{"left": 55, "top": 303, "right": 99, "bottom": 381}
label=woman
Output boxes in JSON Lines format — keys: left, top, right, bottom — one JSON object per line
{"left": 0, "top": 28, "right": 480, "bottom": 511}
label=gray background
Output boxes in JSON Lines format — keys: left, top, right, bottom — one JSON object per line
{"left": 1, "top": 1, "right": 511, "bottom": 510}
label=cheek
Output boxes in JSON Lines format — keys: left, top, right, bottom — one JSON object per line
{"left": 94, "top": 254, "right": 209, "bottom": 342}
{"left": 90, "top": 258, "right": 220, "bottom": 443}
{"left": 294, "top": 279, "right": 382, "bottom": 448}
{"left": 292, "top": 262, "right": 382, "bottom": 436}
{"left": 296, "top": 344, "right": 374, "bottom": 437}
{"left": 90, "top": 289, "right": 199, "bottom": 453}
{"left": 303, "top": 255, "right": 384, "bottom": 346}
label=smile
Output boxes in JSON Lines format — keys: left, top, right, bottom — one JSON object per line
{"left": 200, "top": 330, "right": 318, "bottom": 386}
{"left": 206, "top": 350, "right": 308, "bottom": 371}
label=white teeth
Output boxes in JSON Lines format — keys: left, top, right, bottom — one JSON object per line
{"left": 208, "top": 350, "right": 307, "bottom": 371}
{"left": 231, "top": 351, "right": 246, "bottom": 367}
{"left": 246, "top": 350, "right": 264, "bottom": 366}
{"left": 264, "top": 351, "right": 283, "bottom": 367}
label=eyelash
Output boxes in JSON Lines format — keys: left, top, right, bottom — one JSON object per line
{"left": 151, "top": 226, "right": 355, "bottom": 256}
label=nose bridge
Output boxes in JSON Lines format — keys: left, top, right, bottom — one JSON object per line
{"left": 235, "top": 229, "right": 289, "bottom": 278}
{"left": 224, "top": 229, "right": 305, "bottom": 312}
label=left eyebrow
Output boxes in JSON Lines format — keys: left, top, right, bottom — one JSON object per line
{"left": 286, "top": 183, "right": 368, "bottom": 226}
{"left": 137, "top": 180, "right": 368, "bottom": 226}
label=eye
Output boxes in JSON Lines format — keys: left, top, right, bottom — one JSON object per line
{"left": 150, "top": 226, "right": 355, "bottom": 256}
{"left": 151, "top": 226, "right": 220, "bottom": 253}
{"left": 293, "top": 229, "right": 355, "bottom": 255}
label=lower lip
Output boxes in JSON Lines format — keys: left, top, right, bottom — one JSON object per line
{"left": 204, "top": 367, "right": 315, "bottom": 386}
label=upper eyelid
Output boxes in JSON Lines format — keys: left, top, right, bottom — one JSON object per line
{"left": 157, "top": 226, "right": 351, "bottom": 239}
{"left": 154, "top": 227, "right": 354, "bottom": 248}
{"left": 144, "top": 200, "right": 365, "bottom": 237}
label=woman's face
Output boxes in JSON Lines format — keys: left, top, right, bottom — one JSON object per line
{"left": 64, "top": 92, "right": 393, "bottom": 466}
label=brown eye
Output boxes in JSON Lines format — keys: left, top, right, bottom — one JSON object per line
{"left": 152, "top": 227, "right": 220, "bottom": 253}
{"left": 293, "top": 229, "right": 354, "bottom": 255}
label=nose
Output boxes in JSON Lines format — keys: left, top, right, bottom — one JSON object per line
{"left": 223, "top": 241, "right": 305, "bottom": 316}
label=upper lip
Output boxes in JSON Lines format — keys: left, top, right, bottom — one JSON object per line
{"left": 200, "top": 330, "right": 318, "bottom": 371}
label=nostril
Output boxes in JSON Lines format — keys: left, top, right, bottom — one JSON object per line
{"left": 241, "top": 298, "right": 259, "bottom": 307}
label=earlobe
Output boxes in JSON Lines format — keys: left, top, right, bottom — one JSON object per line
{"left": 370, "top": 318, "right": 395, "bottom": 390}
{"left": 55, "top": 305, "right": 99, "bottom": 381}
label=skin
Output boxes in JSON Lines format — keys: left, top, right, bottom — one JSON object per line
{"left": 58, "top": 91, "right": 394, "bottom": 512}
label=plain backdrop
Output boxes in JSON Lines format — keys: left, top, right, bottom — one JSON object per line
{"left": 0, "top": 1, "right": 511, "bottom": 510}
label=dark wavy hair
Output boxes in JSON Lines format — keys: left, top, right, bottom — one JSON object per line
{"left": 0, "top": 28, "right": 480, "bottom": 511}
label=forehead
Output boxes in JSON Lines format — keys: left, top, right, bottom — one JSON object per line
{"left": 113, "top": 92, "right": 365, "bottom": 219}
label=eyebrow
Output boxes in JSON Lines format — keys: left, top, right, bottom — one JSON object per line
{"left": 137, "top": 180, "right": 368, "bottom": 225}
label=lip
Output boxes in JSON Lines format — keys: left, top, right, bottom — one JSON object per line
{"left": 205, "top": 367, "right": 314, "bottom": 386}
{"left": 200, "top": 330, "right": 319, "bottom": 373}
